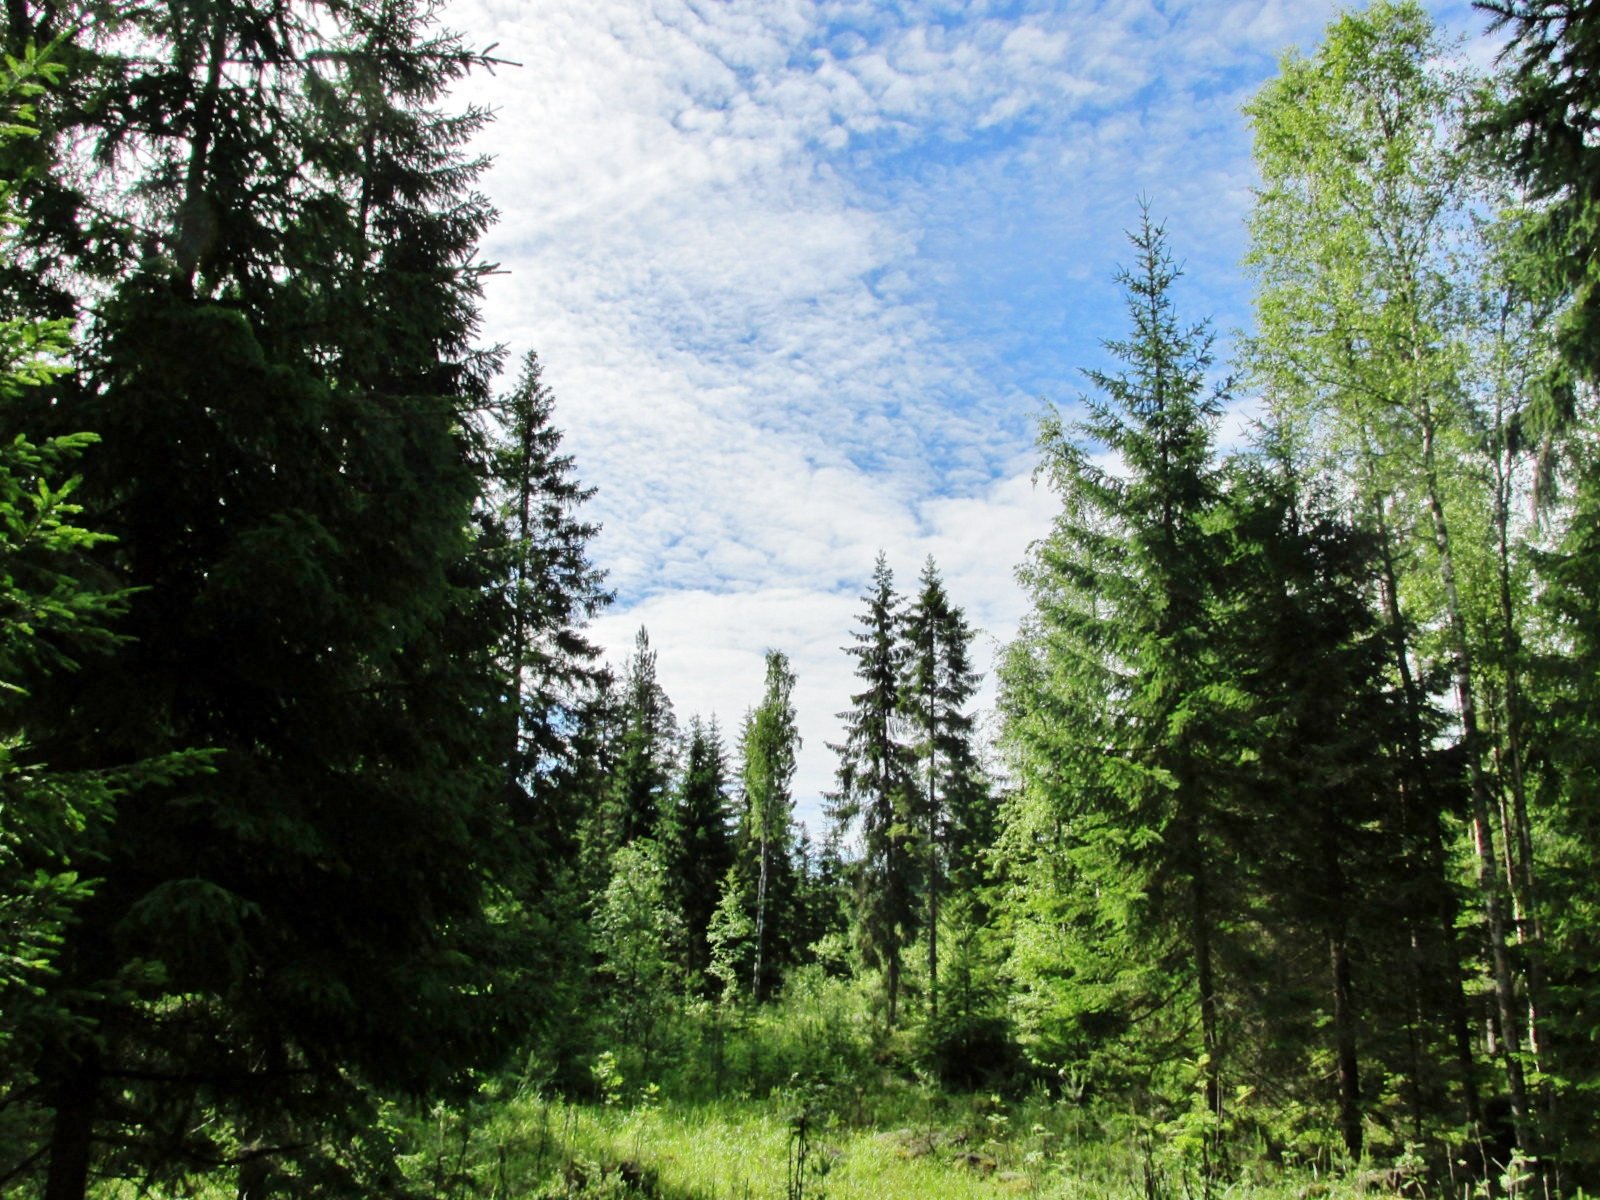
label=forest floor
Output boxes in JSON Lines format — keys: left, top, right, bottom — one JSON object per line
{"left": 399, "top": 1089, "right": 1423, "bottom": 1200}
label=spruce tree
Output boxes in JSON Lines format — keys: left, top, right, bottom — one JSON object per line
{"left": 998, "top": 210, "right": 1234, "bottom": 1139}
{"left": 2, "top": 0, "right": 528, "bottom": 1192}
{"left": 661, "top": 716, "right": 736, "bottom": 985}
{"left": 601, "top": 627, "right": 679, "bottom": 855}
{"left": 1480, "top": 0, "right": 1600, "bottom": 382}
{"left": 1214, "top": 421, "right": 1420, "bottom": 1158}
{"left": 484, "top": 349, "right": 609, "bottom": 814}
{"left": 901, "top": 556, "right": 985, "bottom": 1021}
{"left": 473, "top": 349, "right": 610, "bottom": 1097}
{"left": 1245, "top": 3, "right": 1537, "bottom": 1153}
{"left": 830, "top": 553, "right": 917, "bottom": 1029}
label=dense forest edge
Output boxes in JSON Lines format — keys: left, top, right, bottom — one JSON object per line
{"left": 1, "top": 0, "right": 1598, "bottom": 1196}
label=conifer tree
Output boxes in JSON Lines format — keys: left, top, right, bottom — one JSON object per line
{"left": 1, "top": 0, "right": 528, "bottom": 1192}
{"left": 1214, "top": 421, "right": 1420, "bottom": 1159}
{"left": 472, "top": 350, "right": 609, "bottom": 1096}
{"left": 1480, "top": 0, "right": 1600, "bottom": 382}
{"left": 901, "top": 557, "right": 985, "bottom": 1020}
{"left": 998, "top": 210, "right": 1234, "bottom": 1137}
{"left": 1245, "top": 3, "right": 1537, "bottom": 1153}
{"left": 484, "top": 350, "right": 609, "bottom": 813}
{"left": 661, "top": 716, "right": 736, "bottom": 984}
{"left": 603, "top": 627, "right": 679, "bottom": 853}
{"left": 830, "top": 554, "right": 917, "bottom": 1029}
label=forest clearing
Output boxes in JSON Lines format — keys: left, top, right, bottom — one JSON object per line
{"left": 3, "top": 0, "right": 1599, "bottom": 1196}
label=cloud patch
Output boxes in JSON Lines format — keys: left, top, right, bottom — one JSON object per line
{"left": 449, "top": 0, "right": 1500, "bottom": 821}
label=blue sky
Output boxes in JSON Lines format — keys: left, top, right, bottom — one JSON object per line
{"left": 450, "top": 0, "right": 1494, "bottom": 825}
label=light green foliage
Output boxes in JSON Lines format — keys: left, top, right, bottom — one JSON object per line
{"left": 594, "top": 839, "right": 687, "bottom": 1054}
{"left": 739, "top": 649, "right": 801, "bottom": 1000}
{"left": 378, "top": 1083, "right": 1426, "bottom": 1200}
{"left": 706, "top": 864, "right": 757, "bottom": 1005}
{"left": 1244, "top": 1, "right": 1567, "bottom": 1166}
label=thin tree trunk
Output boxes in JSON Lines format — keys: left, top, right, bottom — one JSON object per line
{"left": 927, "top": 722, "right": 939, "bottom": 1023}
{"left": 1492, "top": 439, "right": 1547, "bottom": 1082}
{"left": 175, "top": 14, "right": 228, "bottom": 289}
{"left": 1193, "top": 855, "right": 1220, "bottom": 1126}
{"left": 1367, "top": 458, "right": 1482, "bottom": 1130}
{"left": 1330, "top": 932, "right": 1363, "bottom": 1160}
{"left": 1418, "top": 404, "right": 1535, "bottom": 1162}
{"left": 886, "top": 946, "right": 900, "bottom": 1030}
{"left": 752, "top": 828, "right": 768, "bottom": 1002}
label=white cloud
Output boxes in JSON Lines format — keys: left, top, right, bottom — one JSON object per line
{"left": 446, "top": 0, "right": 1503, "bottom": 825}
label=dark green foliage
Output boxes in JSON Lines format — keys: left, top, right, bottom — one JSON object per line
{"left": 1529, "top": 449, "right": 1600, "bottom": 1185}
{"left": 0, "top": 45, "right": 215, "bottom": 1188}
{"left": 830, "top": 553, "right": 917, "bottom": 1029}
{"left": 902, "top": 557, "right": 989, "bottom": 1023}
{"left": 998, "top": 210, "right": 1236, "bottom": 1135}
{"left": 600, "top": 627, "right": 678, "bottom": 854}
{"left": 0, "top": 0, "right": 536, "bottom": 1191}
{"left": 472, "top": 350, "right": 610, "bottom": 1097}
{"left": 1212, "top": 427, "right": 1432, "bottom": 1158}
{"left": 1480, "top": 0, "right": 1600, "bottom": 383}
{"left": 660, "top": 716, "right": 736, "bottom": 984}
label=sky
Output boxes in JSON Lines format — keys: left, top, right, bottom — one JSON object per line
{"left": 447, "top": 0, "right": 1495, "bottom": 829}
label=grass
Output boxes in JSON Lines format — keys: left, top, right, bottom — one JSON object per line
{"left": 402, "top": 1085, "right": 1422, "bottom": 1199}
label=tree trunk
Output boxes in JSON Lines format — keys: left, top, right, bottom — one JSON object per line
{"left": 752, "top": 828, "right": 768, "bottom": 1002}
{"left": 1368, "top": 467, "right": 1482, "bottom": 1131}
{"left": 1492, "top": 444, "right": 1547, "bottom": 1085}
{"left": 927, "top": 731, "right": 939, "bottom": 1023}
{"left": 886, "top": 946, "right": 900, "bottom": 1030}
{"left": 44, "top": 1053, "right": 98, "bottom": 1200}
{"left": 1330, "top": 932, "right": 1363, "bottom": 1160}
{"left": 175, "top": 13, "right": 228, "bottom": 288}
{"left": 1418, "top": 405, "right": 1536, "bottom": 1163}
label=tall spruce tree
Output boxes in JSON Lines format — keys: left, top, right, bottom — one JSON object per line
{"left": 0, "top": 49, "right": 207, "bottom": 1179}
{"left": 484, "top": 350, "right": 609, "bottom": 811}
{"left": 1214, "top": 420, "right": 1422, "bottom": 1159}
{"left": 830, "top": 553, "right": 917, "bottom": 1029}
{"left": 1, "top": 0, "right": 526, "bottom": 1193}
{"left": 901, "top": 557, "right": 985, "bottom": 1021}
{"left": 597, "top": 627, "right": 678, "bottom": 859}
{"left": 998, "top": 210, "right": 1235, "bottom": 1140}
{"left": 661, "top": 716, "right": 736, "bottom": 985}
{"left": 473, "top": 349, "right": 609, "bottom": 1097}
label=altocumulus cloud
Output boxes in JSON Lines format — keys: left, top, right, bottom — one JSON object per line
{"left": 449, "top": 0, "right": 1493, "bottom": 824}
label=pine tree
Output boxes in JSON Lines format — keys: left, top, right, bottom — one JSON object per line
{"left": 830, "top": 554, "right": 917, "bottom": 1029}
